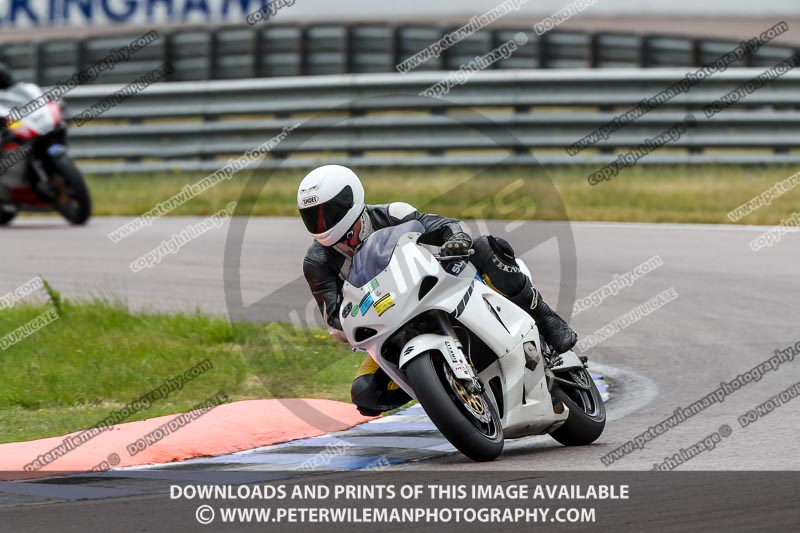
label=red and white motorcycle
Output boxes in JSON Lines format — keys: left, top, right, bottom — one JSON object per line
{"left": 0, "top": 82, "right": 91, "bottom": 226}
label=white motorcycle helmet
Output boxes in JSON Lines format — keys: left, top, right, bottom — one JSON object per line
{"left": 297, "top": 165, "right": 365, "bottom": 247}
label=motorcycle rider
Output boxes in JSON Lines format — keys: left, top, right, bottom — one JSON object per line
{"left": 299, "top": 165, "right": 577, "bottom": 416}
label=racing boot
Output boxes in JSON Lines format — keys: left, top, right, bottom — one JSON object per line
{"left": 506, "top": 282, "right": 577, "bottom": 354}
{"left": 471, "top": 235, "right": 577, "bottom": 354}
{"left": 351, "top": 357, "right": 412, "bottom": 416}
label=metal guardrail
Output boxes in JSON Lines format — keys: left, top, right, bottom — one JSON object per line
{"left": 58, "top": 69, "right": 800, "bottom": 174}
{"left": 2, "top": 24, "right": 798, "bottom": 85}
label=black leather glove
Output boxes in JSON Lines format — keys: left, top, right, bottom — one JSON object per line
{"left": 440, "top": 232, "right": 472, "bottom": 257}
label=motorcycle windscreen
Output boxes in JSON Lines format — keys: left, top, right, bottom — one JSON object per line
{"left": 348, "top": 220, "right": 425, "bottom": 288}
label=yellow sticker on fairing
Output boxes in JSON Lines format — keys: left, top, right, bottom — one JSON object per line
{"left": 373, "top": 293, "right": 395, "bottom": 316}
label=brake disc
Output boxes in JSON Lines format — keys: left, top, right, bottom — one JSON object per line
{"left": 443, "top": 365, "right": 491, "bottom": 424}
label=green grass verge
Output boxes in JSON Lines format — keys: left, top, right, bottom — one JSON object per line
{"left": 79, "top": 164, "right": 800, "bottom": 225}
{"left": 0, "top": 285, "right": 361, "bottom": 444}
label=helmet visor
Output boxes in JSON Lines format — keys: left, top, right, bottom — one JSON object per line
{"left": 299, "top": 185, "right": 354, "bottom": 236}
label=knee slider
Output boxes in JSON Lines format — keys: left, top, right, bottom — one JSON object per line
{"left": 472, "top": 236, "right": 517, "bottom": 268}
{"left": 350, "top": 375, "right": 378, "bottom": 409}
{"left": 471, "top": 235, "right": 527, "bottom": 295}
{"left": 490, "top": 236, "right": 516, "bottom": 262}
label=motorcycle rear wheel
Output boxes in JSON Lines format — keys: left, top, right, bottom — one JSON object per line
{"left": 548, "top": 367, "right": 606, "bottom": 446}
{"left": 405, "top": 351, "right": 503, "bottom": 461}
{"left": 47, "top": 155, "right": 91, "bottom": 225}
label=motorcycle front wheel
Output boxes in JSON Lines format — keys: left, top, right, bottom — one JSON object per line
{"left": 0, "top": 206, "right": 17, "bottom": 226}
{"left": 405, "top": 351, "right": 503, "bottom": 461}
{"left": 46, "top": 155, "right": 91, "bottom": 225}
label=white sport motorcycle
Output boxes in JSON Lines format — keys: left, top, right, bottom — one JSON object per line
{"left": 341, "top": 221, "right": 605, "bottom": 461}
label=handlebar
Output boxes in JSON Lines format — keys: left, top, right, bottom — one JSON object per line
{"left": 433, "top": 249, "right": 475, "bottom": 262}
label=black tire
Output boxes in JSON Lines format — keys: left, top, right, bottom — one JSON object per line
{"left": 48, "top": 155, "right": 91, "bottom": 225}
{"left": 405, "top": 351, "right": 503, "bottom": 461}
{"left": 549, "top": 367, "right": 606, "bottom": 446}
{"left": 0, "top": 208, "right": 17, "bottom": 226}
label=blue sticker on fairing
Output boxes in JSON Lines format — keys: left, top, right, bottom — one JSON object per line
{"left": 358, "top": 293, "right": 374, "bottom": 315}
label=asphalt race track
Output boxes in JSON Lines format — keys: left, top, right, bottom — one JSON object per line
{"left": 2, "top": 216, "right": 799, "bottom": 530}
{"left": 3, "top": 216, "right": 800, "bottom": 469}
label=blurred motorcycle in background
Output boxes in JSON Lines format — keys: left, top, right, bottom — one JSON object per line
{"left": 0, "top": 82, "right": 91, "bottom": 226}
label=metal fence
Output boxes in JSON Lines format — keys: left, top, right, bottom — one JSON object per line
{"left": 55, "top": 69, "right": 800, "bottom": 174}
{"left": 2, "top": 24, "right": 798, "bottom": 86}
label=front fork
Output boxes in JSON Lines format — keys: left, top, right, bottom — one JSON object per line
{"left": 434, "top": 311, "right": 483, "bottom": 394}
{"left": 28, "top": 142, "right": 68, "bottom": 202}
